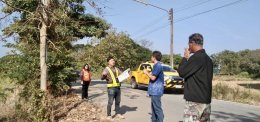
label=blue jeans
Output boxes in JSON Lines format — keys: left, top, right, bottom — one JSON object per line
{"left": 151, "top": 95, "right": 164, "bottom": 122}
{"left": 107, "top": 87, "right": 121, "bottom": 116}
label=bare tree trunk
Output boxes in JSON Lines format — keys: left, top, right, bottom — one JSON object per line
{"left": 40, "top": 0, "right": 50, "bottom": 91}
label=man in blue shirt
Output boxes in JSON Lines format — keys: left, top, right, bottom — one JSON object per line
{"left": 144, "top": 51, "right": 164, "bottom": 122}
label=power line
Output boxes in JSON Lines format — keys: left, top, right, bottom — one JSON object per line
{"left": 132, "top": 0, "right": 211, "bottom": 37}
{"left": 133, "top": 0, "right": 247, "bottom": 39}
{"left": 175, "top": 0, "right": 213, "bottom": 13}
{"left": 134, "top": 23, "right": 169, "bottom": 39}
{"left": 175, "top": 0, "right": 247, "bottom": 23}
{"left": 132, "top": 0, "right": 213, "bottom": 39}
{"left": 132, "top": 14, "right": 167, "bottom": 35}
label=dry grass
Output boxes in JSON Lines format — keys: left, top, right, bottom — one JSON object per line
{"left": 213, "top": 75, "right": 258, "bottom": 81}
{"left": 0, "top": 74, "right": 115, "bottom": 121}
{"left": 213, "top": 75, "right": 260, "bottom": 106}
{"left": 53, "top": 93, "right": 125, "bottom": 122}
{"left": 0, "top": 105, "right": 16, "bottom": 122}
{"left": 0, "top": 77, "right": 17, "bottom": 122}
{"left": 0, "top": 92, "right": 120, "bottom": 122}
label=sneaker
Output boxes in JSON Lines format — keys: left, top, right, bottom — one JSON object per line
{"left": 115, "top": 114, "right": 125, "bottom": 119}
{"left": 82, "top": 98, "right": 88, "bottom": 101}
{"left": 106, "top": 116, "right": 113, "bottom": 120}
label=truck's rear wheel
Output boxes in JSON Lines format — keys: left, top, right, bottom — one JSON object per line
{"left": 131, "top": 77, "right": 138, "bottom": 89}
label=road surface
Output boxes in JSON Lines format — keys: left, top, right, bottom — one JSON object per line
{"left": 72, "top": 81, "right": 260, "bottom": 122}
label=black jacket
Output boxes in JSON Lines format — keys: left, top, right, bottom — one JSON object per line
{"left": 178, "top": 49, "right": 213, "bottom": 104}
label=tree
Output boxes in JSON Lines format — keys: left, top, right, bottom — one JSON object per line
{"left": 238, "top": 49, "right": 260, "bottom": 78}
{"left": 1, "top": 0, "right": 109, "bottom": 86}
{"left": 212, "top": 50, "right": 241, "bottom": 75}
{"left": 211, "top": 49, "right": 260, "bottom": 77}
{"left": 0, "top": 0, "right": 109, "bottom": 120}
{"left": 76, "top": 31, "right": 152, "bottom": 73}
{"left": 138, "top": 39, "right": 153, "bottom": 49}
{"left": 161, "top": 54, "right": 182, "bottom": 69}
{"left": 0, "top": 0, "right": 109, "bottom": 91}
{"left": 40, "top": 0, "right": 49, "bottom": 91}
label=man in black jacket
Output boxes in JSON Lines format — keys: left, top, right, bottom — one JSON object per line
{"left": 178, "top": 33, "right": 213, "bottom": 122}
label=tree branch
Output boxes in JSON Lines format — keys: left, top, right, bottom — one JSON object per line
{"left": 0, "top": 13, "right": 11, "bottom": 21}
{"left": 0, "top": 0, "right": 34, "bottom": 15}
{"left": 47, "top": 39, "right": 62, "bottom": 53}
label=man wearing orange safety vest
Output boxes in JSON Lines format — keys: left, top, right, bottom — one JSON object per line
{"left": 101, "top": 56, "right": 124, "bottom": 120}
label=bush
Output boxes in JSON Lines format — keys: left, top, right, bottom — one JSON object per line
{"left": 238, "top": 72, "right": 250, "bottom": 78}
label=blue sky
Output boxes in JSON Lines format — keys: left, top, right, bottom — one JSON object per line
{"left": 1, "top": 0, "right": 260, "bottom": 57}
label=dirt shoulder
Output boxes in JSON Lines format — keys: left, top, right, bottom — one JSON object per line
{"left": 55, "top": 92, "right": 123, "bottom": 122}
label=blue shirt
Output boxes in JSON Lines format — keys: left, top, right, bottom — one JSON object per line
{"left": 148, "top": 62, "right": 164, "bottom": 96}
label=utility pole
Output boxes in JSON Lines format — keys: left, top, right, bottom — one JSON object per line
{"left": 133, "top": 0, "right": 174, "bottom": 68}
{"left": 40, "top": 0, "right": 49, "bottom": 91}
{"left": 169, "top": 8, "right": 174, "bottom": 68}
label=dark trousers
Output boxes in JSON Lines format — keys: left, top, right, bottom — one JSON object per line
{"left": 107, "top": 87, "right": 121, "bottom": 116}
{"left": 151, "top": 95, "right": 164, "bottom": 122}
{"left": 82, "top": 81, "right": 90, "bottom": 99}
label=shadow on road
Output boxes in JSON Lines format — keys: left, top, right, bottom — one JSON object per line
{"left": 71, "top": 80, "right": 106, "bottom": 86}
{"left": 90, "top": 80, "right": 107, "bottom": 86}
{"left": 70, "top": 80, "right": 107, "bottom": 89}
{"left": 124, "top": 94, "right": 140, "bottom": 99}
{"left": 70, "top": 81, "right": 106, "bottom": 98}
{"left": 71, "top": 81, "right": 81, "bottom": 87}
{"left": 211, "top": 111, "right": 260, "bottom": 122}
{"left": 164, "top": 89, "right": 184, "bottom": 95}
{"left": 70, "top": 82, "right": 81, "bottom": 94}
{"left": 119, "top": 105, "right": 138, "bottom": 115}
{"left": 133, "top": 86, "right": 184, "bottom": 95}
{"left": 88, "top": 92, "right": 106, "bottom": 100}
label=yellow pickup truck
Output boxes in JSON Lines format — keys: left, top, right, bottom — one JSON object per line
{"left": 130, "top": 62, "right": 184, "bottom": 90}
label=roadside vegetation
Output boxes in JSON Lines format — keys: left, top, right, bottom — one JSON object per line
{"left": 0, "top": 0, "right": 259, "bottom": 121}
{"left": 0, "top": 0, "right": 110, "bottom": 121}
{"left": 213, "top": 74, "right": 259, "bottom": 81}
{"left": 213, "top": 75, "right": 260, "bottom": 106}
{"left": 0, "top": 75, "right": 16, "bottom": 121}
{"left": 211, "top": 49, "right": 260, "bottom": 79}
{"left": 0, "top": 0, "right": 153, "bottom": 121}
{"left": 213, "top": 81, "right": 260, "bottom": 106}
{"left": 72, "top": 31, "right": 152, "bottom": 79}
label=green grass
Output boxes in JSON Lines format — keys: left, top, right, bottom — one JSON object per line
{"left": 213, "top": 83, "right": 260, "bottom": 105}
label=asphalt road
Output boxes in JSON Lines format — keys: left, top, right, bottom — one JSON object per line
{"left": 72, "top": 81, "right": 260, "bottom": 122}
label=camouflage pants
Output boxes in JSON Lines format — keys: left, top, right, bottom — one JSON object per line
{"left": 184, "top": 101, "right": 211, "bottom": 122}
